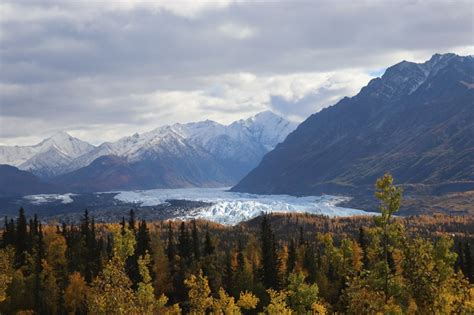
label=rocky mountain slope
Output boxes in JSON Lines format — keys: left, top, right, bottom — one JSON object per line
{"left": 233, "top": 54, "right": 474, "bottom": 200}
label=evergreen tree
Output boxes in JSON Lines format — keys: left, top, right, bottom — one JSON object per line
{"left": 178, "top": 222, "right": 191, "bottom": 262}
{"left": 33, "top": 222, "right": 45, "bottom": 313}
{"left": 204, "top": 230, "right": 215, "bottom": 256}
{"left": 2, "top": 217, "right": 15, "bottom": 248}
{"left": 166, "top": 222, "right": 176, "bottom": 261}
{"left": 464, "top": 241, "right": 473, "bottom": 283}
{"left": 358, "top": 226, "right": 369, "bottom": 269}
{"left": 128, "top": 220, "right": 152, "bottom": 288}
{"left": 223, "top": 250, "right": 235, "bottom": 294}
{"left": 299, "top": 226, "right": 305, "bottom": 246}
{"left": 374, "top": 173, "right": 402, "bottom": 303}
{"left": 260, "top": 215, "right": 279, "bottom": 289}
{"left": 15, "top": 207, "right": 28, "bottom": 267}
{"left": 287, "top": 239, "right": 297, "bottom": 275}
{"left": 136, "top": 220, "right": 151, "bottom": 258}
{"left": 303, "top": 244, "right": 317, "bottom": 283}
{"left": 191, "top": 220, "right": 200, "bottom": 260}
{"left": 128, "top": 209, "right": 136, "bottom": 232}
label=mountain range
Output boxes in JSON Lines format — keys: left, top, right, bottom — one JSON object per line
{"left": 0, "top": 111, "right": 296, "bottom": 195}
{"left": 233, "top": 53, "right": 474, "bottom": 210}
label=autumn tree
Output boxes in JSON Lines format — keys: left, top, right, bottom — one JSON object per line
{"left": 64, "top": 272, "right": 88, "bottom": 315}
{"left": 87, "top": 226, "right": 137, "bottom": 314}
{"left": 184, "top": 270, "right": 213, "bottom": 314}
{"left": 374, "top": 173, "right": 403, "bottom": 303}
{"left": 0, "top": 247, "right": 14, "bottom": 302}
{"left": 287, "top": 272, "right": 325, "bottom": 314}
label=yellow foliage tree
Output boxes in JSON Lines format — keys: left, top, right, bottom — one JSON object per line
{"left": 211, "top": 288, "right": 241, "bottom": 314}
{"left": 0, "top": 247, "right": 14, "bottom": 302}
{"left": 87, "top": 226, "right": 137, "bottom": 314}
{"left": 64, "top": 272, "right": 88, "bottom": 315}
{"left": 184, "top": 270, "right": 213, "bottom": 314}
{"left": 41, "top": 260, "right": 60, "bottom": 315}
{"left": 264, "top": 289, "right": 292, "bottom": 315}
{"left": 236, "top": 291, "right": 259, "bottom": 310}
{"left": 136, "top": 252, "right": 168, "bottom": 314}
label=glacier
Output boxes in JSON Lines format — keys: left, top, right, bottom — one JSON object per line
{"left": 114, "top": 187, "right": 374, "bottom": 225}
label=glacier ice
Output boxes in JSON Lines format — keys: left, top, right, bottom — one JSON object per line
{"left": 114, "top": 187, "right": 373, "bottom": 225}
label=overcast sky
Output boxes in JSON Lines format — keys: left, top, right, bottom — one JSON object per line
{"left": 1, "top": 0, "right": 473, "bottom": 145}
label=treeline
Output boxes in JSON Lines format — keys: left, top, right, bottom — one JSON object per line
{"left": 0, "top": 174, "right": 473, "bottom": 314}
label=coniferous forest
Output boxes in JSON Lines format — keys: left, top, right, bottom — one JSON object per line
{"left": 1, "top": 175, "right": 473, "bottom": 314}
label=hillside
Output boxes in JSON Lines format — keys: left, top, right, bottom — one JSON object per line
{"left": 233, "top": 54, "right": 474, "bottom": 206}
{"left": 0, "top": 165, "right": 55, "bottom": 197}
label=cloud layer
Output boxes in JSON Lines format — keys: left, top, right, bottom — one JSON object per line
{"left": 1, "top": 0, "right": 473, "bottom": 145}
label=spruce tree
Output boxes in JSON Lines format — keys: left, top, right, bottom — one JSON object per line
{"left": 178, "top": 222, "right": 191, "bottom": 262}
{"left": 261, "top": 215, "right": 279, "bottom": 289}
{"left": 166, "top": 222, "right": 176, "bottom": 261}
{"left": 358, "top": 226, "right": 369, "bottom": 269}
{"left": 204, "top": 230, "right": 215, "bottom": 256}
{"left": 128, "top": 209, "right": 136, "bottom": 232}
{"left": 15, "top": 207, "right": 28, "bottom": 267}
{"left": 464, "top": 241, "right": 473, "bottom": 283}
{"left": 191, "top": 220, "right": 200, "bottom": 260}
{"left": 287, "top": 239, "right": 297, "bottom": 274}
{"left": 136, "top": 220, "right": 151, "bottom": 258}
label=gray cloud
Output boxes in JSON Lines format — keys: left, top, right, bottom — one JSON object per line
{"left": 0, "top": 0, "right": 473, "bottom": 145}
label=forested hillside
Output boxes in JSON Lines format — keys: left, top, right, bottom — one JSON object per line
{"left": 1, "top": 175, "right": 473, "bottom": 314}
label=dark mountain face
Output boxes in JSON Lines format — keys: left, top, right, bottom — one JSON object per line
{"left": 52, "top": 150, "right": 235, "bottom": 193}
{"left": 232, "top": 54, "right": 474, "bottom": 197}
{"left": 0, "top": 165, "right": 55, "bottom": 197}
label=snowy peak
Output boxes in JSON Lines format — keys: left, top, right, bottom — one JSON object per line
{"left": 373, "top": 53, "right": 467, "bottom": 99}
{"left": 0, "top": 132, "right": 95, "bottom": 177}
{"left": 1, "top": 111, "right": 296, "bottom": 185}
{"left": 235, "top": 111, "right": 298, "bottom": 150}
{"left": 37, "top": 131, "right": 95, "bottom": 158}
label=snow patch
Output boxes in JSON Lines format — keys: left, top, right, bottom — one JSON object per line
{"left": 24, "top": 193, "right": 75, "bottom": 204}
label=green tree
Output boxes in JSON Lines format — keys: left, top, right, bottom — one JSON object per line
{"left": 374, "top": 173, "right": 403, "bottom": 303}
{"left": 287, "top": 272, "right": 324, "bottom": 314}
{"left": 261, "top": 216, "right": 279, "bottom": 289}
{"left": 87, "top": 226, "right": 137, "bottom": 314}
{"left": 136, "top": 252, "right": 168, "bottom": 314}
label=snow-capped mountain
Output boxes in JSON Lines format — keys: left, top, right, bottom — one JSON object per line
{"left": 0, "top": 111, "right": 297, "bottom": 193}
{"left": 0, "top": 132, "right": 95, "bottom": 178}
{"left": 52, "top": 111, "right": 296, "bottom": 192}
{"left": 66, "top": 111, "right": 296, "bottom": 177}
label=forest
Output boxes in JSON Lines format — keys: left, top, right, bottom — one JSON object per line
{"left": 0, "top": 174, "right": 473, "bottom": 314}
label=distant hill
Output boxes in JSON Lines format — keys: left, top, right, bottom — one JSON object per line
{"left": 0, "top": 165, "right": 55, "bottom": 197}
{"left": 233, "top": 54, "right": 474, "bottom": 203}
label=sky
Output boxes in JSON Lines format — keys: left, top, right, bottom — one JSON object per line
{"left": 0, "top": 0, "right": 473, "bottom": 146}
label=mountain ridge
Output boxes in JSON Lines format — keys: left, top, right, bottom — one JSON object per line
{"left": 232, "top": 53, "right": 474, "bottom": 202}
{"left": 1, "top": 111, "right": 297, "bottom": 194}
